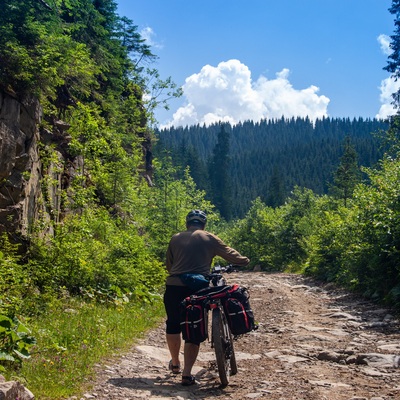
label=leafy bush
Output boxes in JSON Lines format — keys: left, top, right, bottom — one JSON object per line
{"left": 0, "top": 315, "right": 36, "bottom": 372}
{"left": 27, "top": 206, "right": 167, "bottom": 306}
{"left": 0, "top": 235, "right": 30, "bottom": 316}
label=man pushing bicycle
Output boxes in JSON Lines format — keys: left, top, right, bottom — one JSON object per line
{"left": 163, "top": 210, "right": 249, "bottom": 386}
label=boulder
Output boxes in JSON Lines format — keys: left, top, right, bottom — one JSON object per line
{"left": 0, "top": 380, "right": 34, "bottom": 400}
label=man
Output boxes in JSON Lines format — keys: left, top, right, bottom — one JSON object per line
{"left": 164, "top": 209, "right": 249, "bottom": 386}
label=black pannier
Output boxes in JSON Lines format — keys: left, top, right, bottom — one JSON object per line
{"left": 223, "top": 285, "right": 256, "bottom": 335}
{"left": 180, "top": 301, "right": 208, "bottom": 343}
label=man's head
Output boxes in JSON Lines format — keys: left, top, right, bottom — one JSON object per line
{"left": 186, "top": 209, "right": 207, "bottom": 229}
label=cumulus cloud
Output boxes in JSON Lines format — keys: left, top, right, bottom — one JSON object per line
{"left": 140, "top": 26, "right": 163, "bottom": 49}
{"left": 378, "top": 34, "right": 391, "bottom": 56}
{"left": 376, "top": 33, "right": 400, "bottom": 119}
{"left": 376, "top": 76, "right": 400, "bottom": 119}
{"left": 161, "top": 59, "right": 330, "bottom": 128}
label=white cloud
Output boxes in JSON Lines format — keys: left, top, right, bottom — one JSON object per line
{"left": 376, "top": 76, "right": 400, "bottom": 119}
{"left": 375, "top": 34, "right": 400, "bottom": 119}
{"left": 378, "top": 34, "right": 391, "bottom": 56}
{"left": 140, "top": 26, "right": 163, "bottom": 49}
{"left": 161, "top": 59, "right": 330, "bottom": 128}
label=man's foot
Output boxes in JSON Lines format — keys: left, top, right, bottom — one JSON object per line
{"left": 181, "top": 375, "right": 196, "bottom": 386}
{"left": 168, "top": 360, "right": 181, "bottom": 374}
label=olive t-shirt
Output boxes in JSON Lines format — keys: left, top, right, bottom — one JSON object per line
{"left": 165, "top": 227, "right": 249, "bottom": 286}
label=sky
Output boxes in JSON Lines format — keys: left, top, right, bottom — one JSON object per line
{"left": 116, "top": 0, "right": 399, "bottom": 128}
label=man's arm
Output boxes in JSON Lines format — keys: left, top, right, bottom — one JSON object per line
{"left": 212, "top": 234, "right": 249, "bottom": 266}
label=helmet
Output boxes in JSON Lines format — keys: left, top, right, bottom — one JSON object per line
{"left": 186, "top": 209, "right": 207, "bottom": 225}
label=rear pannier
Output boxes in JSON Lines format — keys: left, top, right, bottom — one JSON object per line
{"left": 223, "top": 285, "right": 256, "bottom": 335}
{"left": 180, "top": 301, "right": 208, "bottom": 343}
{"left": 180, "top": 283, "right": 257, "bottom": 340}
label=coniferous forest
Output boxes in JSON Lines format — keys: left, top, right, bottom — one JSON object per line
{"left": 0, "top": 0, "right": 400, "bottom": 397}
{"left": 156, "top": 117, "right": 388, "bottom": 217}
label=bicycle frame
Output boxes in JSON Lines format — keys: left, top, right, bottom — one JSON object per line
{"left": 204, "top": 272, "right": 238, "bottom": 386}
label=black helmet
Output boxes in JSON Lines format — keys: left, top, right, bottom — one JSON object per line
{"left": 186, "top": 209, "right": 207, "bottom": 225}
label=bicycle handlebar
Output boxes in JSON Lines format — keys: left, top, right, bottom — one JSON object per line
{"left": 211, "top": 264, "right": 238, "bottom": 274}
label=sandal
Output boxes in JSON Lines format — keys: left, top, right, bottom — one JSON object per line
{"left": 168, "top": 360, "right": 181, "bottom": 374}
{"left": 181, "top": 375, "right": 196, "bottom": 386}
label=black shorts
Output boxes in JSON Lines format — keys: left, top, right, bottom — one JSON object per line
{"left": 164, "top": 285, "right": 198, "bottom": 342}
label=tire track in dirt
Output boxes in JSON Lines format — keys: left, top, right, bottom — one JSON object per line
{"left": 71, "top": 272, "right": 400, "bottom": 400}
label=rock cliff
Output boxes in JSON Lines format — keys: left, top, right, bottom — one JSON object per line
{"left": 0, "top": 90, "right": 77, "bottom": 245}
{"left": 0, "top": 91, "right": 42, "bottom": 241}
{"left": 0, "top": 89, "right": 152, "bottom": 246}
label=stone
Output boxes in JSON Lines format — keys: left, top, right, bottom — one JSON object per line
{"left": 0, "top": 381, "right": 34, "bottom": 400}
{"left": 317, "top": 351, "right": 345, "bottom": 363}
{"left": 356, "top": 353, "right": 400, "bottom": 368}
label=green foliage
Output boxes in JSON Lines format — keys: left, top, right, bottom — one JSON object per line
{"left": 330, "top": 136, "right": 361, "bottom": 206}
{"left": 0, "top": 0, "right": 180, "bottom": 125}
{"left": 0, "top": 315, "right": 36, "bottom": 372}
{"left": 147, "top": 160, "right": 217, "bottom": 259}
{"left": 0, "top": 0, "right": 99, "bottom": 113}
{"left": 226, "top": 189, "right": 331, "bottom": 272}
{"left": 225, "top": 198, "right": 283, "bottom": 270}
{"left": 351, "top": 157, "right": 400, "bottom": 300}
{"left": 277, "top": 188, "right": 329, "bottom": 271}
{"left": 302, "top": 155, "right": 400, "bottom": 304}
{"left": 208, "top": 124, "right": 233, "bottom": 220}
{"left": 27, "top": 207, "right": 167, "bottom": 306}
{"left": 0, "top": 235, "right": 30, "bottom": 316}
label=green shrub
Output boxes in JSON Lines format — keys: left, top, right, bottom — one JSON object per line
{"left": 0, "top": 315, "right": 36, "bottom": 373}
{"left": 0, "top": 235, "right": 30, "bottom": 316}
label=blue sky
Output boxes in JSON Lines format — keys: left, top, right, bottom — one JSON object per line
{"left": 116, "top": 0, "right": 398, "bottom": 128}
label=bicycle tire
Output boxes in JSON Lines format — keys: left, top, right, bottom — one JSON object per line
{"left": 230, "top": 331, "right": 238, "bottom": 375}
{"left": 212, "top": 307, "right": 235, "bottom": 386}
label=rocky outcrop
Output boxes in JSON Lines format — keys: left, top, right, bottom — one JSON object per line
{"left": 0, "top": 88, "right": 152, "bottom": 245}
{"left": 0, "top": 91, "right": 43, "bottom": 241}
{"left": 0, "top": 90, "right": 76, "bottom": 244}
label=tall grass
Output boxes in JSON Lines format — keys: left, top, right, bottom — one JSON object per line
{"left": 17, "top": 297, "right": 165, "bottom": 399}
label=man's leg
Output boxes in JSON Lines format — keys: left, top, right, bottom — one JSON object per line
{"left": 182, "top": 342, "right": 200, "bottom": 376}
{"left": 166, "top": 333, "right": 181, "bottom": 367}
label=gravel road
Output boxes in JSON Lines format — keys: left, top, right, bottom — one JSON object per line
{"left": 70, "top": 272, "right": 400, "bottom": 400}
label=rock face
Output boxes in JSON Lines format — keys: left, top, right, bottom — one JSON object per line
{"left": 0, "top": 90, "right": 76, "bottom": 243}
{"left": 0, "top": 91, "right": 43, "bottom": 240}
{"left": 0, "top": 89, "right": 152, "bottom": 244}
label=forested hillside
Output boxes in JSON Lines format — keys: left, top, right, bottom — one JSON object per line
{"left": 156, "top": 117, "right": 388, "bottom": 217}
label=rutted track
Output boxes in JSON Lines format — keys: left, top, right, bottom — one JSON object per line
{"left": 71, "top": 272, "right": 400, "bottom": 400}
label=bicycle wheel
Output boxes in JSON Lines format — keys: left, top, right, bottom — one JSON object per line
{"left": 212, "top": 307, "right": 235, "bottom": 386}
{"left": 230, "top": 330, "right": 238, "bottom": 375}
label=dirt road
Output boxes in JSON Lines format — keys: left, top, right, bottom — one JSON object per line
{"left": 73, "top": 272, "right": 400, "bottom": 400}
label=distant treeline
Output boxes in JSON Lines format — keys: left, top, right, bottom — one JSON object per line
{"left": 155, "top": 117, "right": 389, "bottom": 218}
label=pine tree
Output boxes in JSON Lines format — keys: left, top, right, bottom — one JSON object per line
{"left": 208, "top": 124, "right": 232, "bottom": 220}
{"left": 266, "top": 165, "right": 286, "bottom": 208}
{"left": 385, "top": 0, "right": 400, "bottom": 108}
{"left": 383, "top": 0, "right": 400, "bottom": 156}
{"left": 330, "top": 136, "right": 360, "bottom": 206}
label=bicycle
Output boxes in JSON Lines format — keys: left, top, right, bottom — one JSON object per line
{"left": 181, "top": 264, "right": 254, "bottom": 387}
{"left": 203, "top": 264, "right": 238, "bottom": 386}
